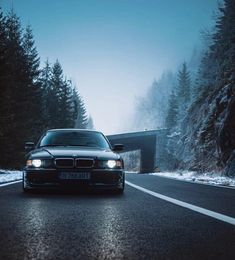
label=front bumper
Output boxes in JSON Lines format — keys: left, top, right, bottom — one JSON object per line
{"left": 23, "top": 168, "right": 125, "bottom": 190}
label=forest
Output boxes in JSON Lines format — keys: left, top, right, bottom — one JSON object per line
{"left": 130, "top": 0, "right": 235, "bottom": 175}
{"left": 0, "top": 10, "right": 92, "bottom": 168}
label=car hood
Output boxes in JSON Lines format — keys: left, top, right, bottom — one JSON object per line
{"left": 29, "top": 146, "right": 119, "bottom": 160}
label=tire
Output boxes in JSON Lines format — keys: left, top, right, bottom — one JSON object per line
{"left": 117, "top": 175, "right": 125, "bottom": 194}
{"left": 116, "top": 188, "right": 124, "bottom": 194}
{"left": 22, "top": 173, "right": 31, "bottom": 193}
{"left": 23, "top": 187, "right": 30, "bottom": 193}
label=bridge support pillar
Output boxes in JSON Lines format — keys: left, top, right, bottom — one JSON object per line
{"left": 139, "top": 135, "right": 156, "bottom": 173}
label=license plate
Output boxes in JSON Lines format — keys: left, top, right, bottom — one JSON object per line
{"left": 59, "top": 172, "right": 91, "bottom": 180}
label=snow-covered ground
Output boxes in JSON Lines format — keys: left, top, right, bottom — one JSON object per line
{"left": 0, "top": 169, "right": 22, "bottom": 184}
{"left": 1, "top": 169, "right": 235, "bottom": 188}
{"left": 150, "top": 171, "right": 235, "bottom": 188}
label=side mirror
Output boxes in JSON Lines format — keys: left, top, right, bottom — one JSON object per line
{"left": 113, "top": 144, "right": 124, "bottom": 152}
{"left": 25, "top": 142, "right": 35, "bottom": 152}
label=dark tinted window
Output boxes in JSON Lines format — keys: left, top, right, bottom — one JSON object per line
{"left": 38, "top": 131, "right": 110, "bottom": 149}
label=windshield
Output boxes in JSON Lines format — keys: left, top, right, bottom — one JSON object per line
{"left": 38, "top": 131, "right": 110, "bottom": 149}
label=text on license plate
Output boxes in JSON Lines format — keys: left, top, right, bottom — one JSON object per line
{"left": 59, "top": 172, "right": 91, "bottom": 180}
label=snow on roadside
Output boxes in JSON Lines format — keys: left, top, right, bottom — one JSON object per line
{"left": 1, "top": 169, "right": 235, "bottom": 188}
{"left": 0, "top": 169, "right": 22, "bottom": 184}
{"left": 150, "top": 171, "right": 235, "bottom": 188}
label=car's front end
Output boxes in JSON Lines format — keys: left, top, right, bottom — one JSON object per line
{"left": 23, "top": 156, "right": 125, "bottom": 192}
{"left": 23, "top": 129, "right": 125, "bottom": 193}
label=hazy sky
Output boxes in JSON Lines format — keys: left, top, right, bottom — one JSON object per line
{"left": 1, "top": 0, "right": 218, "bottom": 134}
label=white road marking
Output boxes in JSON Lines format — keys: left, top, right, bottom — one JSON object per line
{"left": 0, "top": 180, "right": 22, "bottom": 187}
{"left": 126, "top": 181, "right": 235, "bottom": 226}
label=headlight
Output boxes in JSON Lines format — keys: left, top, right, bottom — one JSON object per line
{"left": 27, "top": 159, "right": 42, "bottom": 168}
{"left": 107, "top": 160, "right": 117, "bottom": 168}
{"left": 106, "top": 160, "right": 123, "bottom": 169}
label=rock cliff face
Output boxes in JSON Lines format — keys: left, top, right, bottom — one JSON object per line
{"left": 175, "top": 81, "right": 235, "bottom": 175}
{"left": 219, "top": 84, "right": 235, "bottom": 176}
{"left": 170, "top": 0, "right": 235, "bottom": 175}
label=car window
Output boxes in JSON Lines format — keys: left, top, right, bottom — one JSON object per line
{"left": 39, "top": 131, "right": 110, "bottom": 149}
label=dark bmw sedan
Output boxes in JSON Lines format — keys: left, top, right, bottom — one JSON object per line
{"left": 23, "top": 129, "right": 125, "bottom": 193}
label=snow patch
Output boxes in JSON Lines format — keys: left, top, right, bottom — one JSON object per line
{"left": 0, "top": 169, "right": 22, "bottom": 184}
{"left": 167, "top": 131, "right": 180, "bottom": 138}
{"left": 150, "top": 171, "right": 235, "bottom": 188}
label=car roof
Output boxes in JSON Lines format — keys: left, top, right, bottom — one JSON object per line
{"left": 46, "top": 129, "right": 102, "bottom": 134}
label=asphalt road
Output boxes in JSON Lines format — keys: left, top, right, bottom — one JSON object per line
{"left": 0, "top": 173, "right": 235, "bottom": 260}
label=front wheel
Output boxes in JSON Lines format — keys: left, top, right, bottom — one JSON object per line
{"left": 22, "top": 173, "right": 31, "bottom": 193}
{"left": 117, "top": 175, "right": 125, "bottom": 194}
{"left": 116, "top": 188, "right": 124, "bottom": 194}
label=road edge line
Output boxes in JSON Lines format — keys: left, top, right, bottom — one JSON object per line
{"left": 0, "top": 180, "right": 22, "bottom": 187}
{"left": 126, "top": 180, "right": 235, "bottom": 226}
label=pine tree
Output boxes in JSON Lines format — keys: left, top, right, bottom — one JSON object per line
{"left": 0, "top": 10, "right": 7, "bottom": 115}
{"left": 177, "top": 62, "right": 191, "bottom": 103}
{"left": 40, "top": 59, "right": 52, "bottom": 128}
{"left": 60, "top": 78, "right": 75, "bottom": 128}
{"left": 213, "top": 0, "right": 235, "bottom": 83}
{"left": 71, "top": 87, "right": 79, "bottom": 127}
{"left": 23, "top": 26, "right": 40, "bottom": 80}
{"left": 49, "top": 60, "right": 65, "bottom": 128}
{"left": 48, "top": 61, "right": 77, "bottom": 128}
{"left": 22, "top": 25, "right": 43, "bottom": 139}
{"left": 0, "top": 9, "right": 9, "bottom": 166}
{"left": 87, "top": 115, "right": 95, "bottom": 129}
{"left": 2, "top": 11, "right": 28, "bottom": 167}
{"left": 165, "top": 91, "right": 178, "bottom": 129}
{"left": 176, "top": 62, "right": 191, "bottom": 121}
{"left": 73, "top": 90, "right": 88, "bottom": 129}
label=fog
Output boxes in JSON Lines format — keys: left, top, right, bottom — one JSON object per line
{"left": 1, "top": 0, "right": 218, "bottom": 134}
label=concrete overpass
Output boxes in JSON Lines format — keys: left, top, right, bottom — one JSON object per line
{"left": 107, "top": 129, "right": 167, "bottom": 173}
